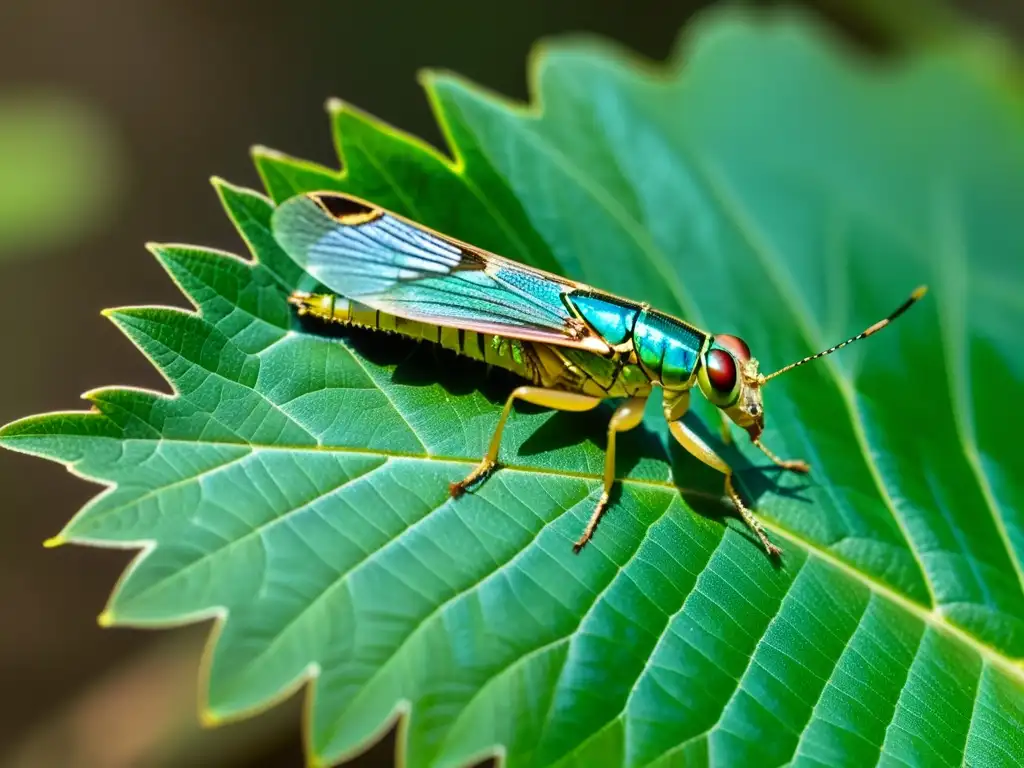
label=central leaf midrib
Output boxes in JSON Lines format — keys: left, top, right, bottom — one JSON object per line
{"left": 25, "top": 422, "right": 1018, "bottom": 684}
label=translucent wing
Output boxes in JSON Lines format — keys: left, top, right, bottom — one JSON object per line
{"left": 271, "top": 192, "right": 612, "bottom": 354}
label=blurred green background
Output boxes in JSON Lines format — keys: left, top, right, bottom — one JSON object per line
{"left": 1, "top": 1, "right": 1021, "bottom": 766}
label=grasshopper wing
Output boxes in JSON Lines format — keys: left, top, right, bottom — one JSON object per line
{"left": 272, "top": 192, "right": 611, "bottom": 354}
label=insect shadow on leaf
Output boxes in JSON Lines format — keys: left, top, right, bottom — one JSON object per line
{"left": 672, "top": 405, "right": 814, "bottom": 556}
{"left": 296, "top": 307, "right": 812, "bottom": 556}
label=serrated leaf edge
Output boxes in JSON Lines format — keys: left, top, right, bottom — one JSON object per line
{"left": 2, "top": 9, "right": 1024, "bottom": 768}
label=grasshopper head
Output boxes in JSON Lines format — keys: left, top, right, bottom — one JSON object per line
{"left": 697, "top": 334, "right": 765, "bottom": 440}
{"left": 699, "top": 285, "right": 929, "bottom": 444}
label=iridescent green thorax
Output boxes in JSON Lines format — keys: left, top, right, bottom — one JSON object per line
{"left": 633, "top": 309, "right": 707, "bottom": 388}
{"left": 563, "top": 291, "right": 708, "bottom": 390}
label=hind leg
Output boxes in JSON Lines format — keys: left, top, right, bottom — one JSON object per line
{"left": 450, "top": 387, "right": 606, "bottom": 496}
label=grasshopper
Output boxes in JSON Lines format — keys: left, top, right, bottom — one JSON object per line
{"left": 274, "top": 192, "right": 926, "bottom": 556}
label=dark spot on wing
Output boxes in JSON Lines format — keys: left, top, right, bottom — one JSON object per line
{"left": 313, "top": 193, "right": 382, "bottom": 225}
{"left": 453, "top": 245, "right": 487, "bottom": 271}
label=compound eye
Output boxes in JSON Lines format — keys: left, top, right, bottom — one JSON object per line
{"left": 706, "top": 348, "right": 739, "bottom": 404}
{"left": 714, "top": 334, "right": 751, "bottom": 362}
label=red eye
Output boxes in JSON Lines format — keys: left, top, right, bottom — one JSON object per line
{"left": 714, "top": 334, "right": 751, "bottom": 362}
{"left": 706, "top": 348, "right": 737, "bottom": 393}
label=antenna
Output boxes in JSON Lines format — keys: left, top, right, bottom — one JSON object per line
{"left": 762, "top": 286, "right": 928, "bottom": 383}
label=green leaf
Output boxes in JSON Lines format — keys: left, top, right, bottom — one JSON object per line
{"left": 0, "top": 93, "right": 121, "bottom": 256}
{"left": 4, "top": 7, "right": 1024, "bottom": 767}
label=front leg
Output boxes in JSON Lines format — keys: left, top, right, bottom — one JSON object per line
{"left": 753, "top": 439, "right": 810, "bottom": 474}
{"left": 666, "top": 395, "right": 782, "bottom": 557}
{"left": 718, "top": 410, "right": 734, "bottom": 445}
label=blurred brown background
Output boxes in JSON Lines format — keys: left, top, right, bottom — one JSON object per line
{"left": 0, "top": 1, "right": 1020, "bottom": 766}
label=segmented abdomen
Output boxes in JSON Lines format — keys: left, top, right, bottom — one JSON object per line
{"left": 293, "top": 292, "right": 653, "bottom": 399}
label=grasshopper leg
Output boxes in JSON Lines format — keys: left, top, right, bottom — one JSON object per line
{"left": 450, "top": 386, "right": 605, "bottom": 498}
{"left": 718, "top": 410, "right": 734, "bottom": 445}
{"left": 666, "top": 398, "right": 781, "bottom": 557}
{"left": 753, "top": 439, "right": 810, "bottom": 474}
{"left": 573, "top": 396, "right": 648, "bottom": 553}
